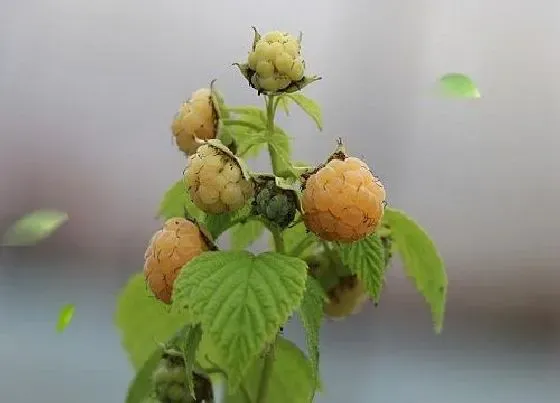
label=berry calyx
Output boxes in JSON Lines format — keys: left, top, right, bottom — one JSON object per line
{"left": 171, "top": 88, "right": 219, "bottom": 155}
{"left": 184, "top": 142, "right": 254, "bottom": 214}
{"left": 144, "top": 218, "right": 210, "bottom": 304}
{"left": 301, "top": 142, "right": 386, "bottom": 243}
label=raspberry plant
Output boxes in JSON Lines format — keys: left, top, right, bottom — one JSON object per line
{"left": 116, "top": 27, "right": 447, "bottom": 403}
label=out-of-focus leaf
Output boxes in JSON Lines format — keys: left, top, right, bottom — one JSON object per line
{"left": 3, "top": 210, "right": 68, "bottom": 246}
{"left": 56, "top": 303, "right": 75, "bottom": 333}
{"left": 438, "top": 73, "right": 481, "bottom": 98}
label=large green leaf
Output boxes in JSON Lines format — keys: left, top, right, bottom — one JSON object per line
{"left": 337, "top": 233, "right": 387, "bottom": 302}
{"left": 383, "top": 208, "right": 447, "bottom": 332}
{"left": 115, "top": 273, "right": 188, "bottom": 369}
{"left": 226, "top": 336, "right": 315, "bottom": 403}
{"left": 172, "top": 250, "right": 308, "bottom": 390}
{"left": 297, "top": 276, "right": 326, "bottom": 391}
{"left": 157, "top": 180, "right": 204, "bottom": 222}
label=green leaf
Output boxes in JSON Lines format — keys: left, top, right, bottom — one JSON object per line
{"left": 277, "top": 96, "right": 291, "bottom": 116}
{"left": 282, "top": 217, "right": 319, "bottom": 258}
{"left": 298, "top": 276, "right": 325, "bottom": 392}
{"left": 438, "top": 73, "right": 481, "bottom": 98}
{"left": 125, "top": 346, "right": 161, "bottom": 403}
{"left": 226, "top": 336, "right": 315, "bottom": 403}
{"left": 203, "top": 204, "right": 252, "bottom": 240}
{"left": 337, "top": 233, "right": 386, "bottom": 302}
{"left": 180, "top": 324, "right": 203, "bottom": 399}
{"left": 383, "top": 208, "right": 447, "bottom": 332}
{"left": 172, "top": 250, "right": 308, "bottom": 390}
{"left": 226, "top": 105, "right": 267, "bottom": 122}
{"left": 233, "top": 129, "right": 268, "bottom": 158}
{"left": 157, "top": 180, "right": 204, "bottom": 222}
{"left": 115, "top": 273, "right": 188, "bottom": 369}
{"left": 284, "top": 93, "right": 323, "bottom": 131}
{"left": 230, "top": 219, "right": 265, "bottom": 250}
{"left": 56, "top": 303, "right": 75, "bottom": 333}
{"left": 222, "top": 118, "right": 265, "bottom": 132}
{"left": 2, "top": 210, "right": 68, "bottom": 246}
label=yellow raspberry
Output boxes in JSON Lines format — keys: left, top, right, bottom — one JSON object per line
{"left": 302, "top": 152, "right": 386, "bottom": 243}
{"left": 171, "top": 88, "right": 218, "bottom": 155}
{"left": 244, "top": 30, "right": 306, "bottom": 93}
{"left": 184, "top": 144, "right": 254, "bottom": 214}
{"left": 143, "top": 218, "right": 209, "bottom": 304}
{"left": 324, "top": 275, "right": 369, "bottom": 319}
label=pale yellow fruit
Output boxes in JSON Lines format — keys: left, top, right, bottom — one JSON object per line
{"left": 171, "top": 88, "right": 217, "bottom": 155}
{"left": 184, "top": 144, "right": 254, "bottom": 214}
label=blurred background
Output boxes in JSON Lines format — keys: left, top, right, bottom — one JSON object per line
{"left": 1, "top": 0, "right": 559, "bottom": 401}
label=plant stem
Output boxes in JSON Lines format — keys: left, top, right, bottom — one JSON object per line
{"left": 270, "top": 225, "right": 285, "bottom": 254}
{"left": 255, "top": 94, "right": 282, "bottom": 403}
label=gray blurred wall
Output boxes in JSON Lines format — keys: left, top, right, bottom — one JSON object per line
{"left": 1, "top": 0, "right": 559, "bottom": 402}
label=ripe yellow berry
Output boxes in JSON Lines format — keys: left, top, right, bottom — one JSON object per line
{"left": 144, "top": 218, "right": 209, "bottom": 304}
{"left": 245, "top": 30, "right": 306, "bottom": 93}
{"left": 324, "top": 276, "right": 369, "bottom": 319}
{"left": 171, "top": 88, "right": 218, "bottom": 155}
{"left": 184, "top": 144, "right": 254, "bottom": 214}
{"left": 302, "top": 154, "right": 386, "bottom": 243}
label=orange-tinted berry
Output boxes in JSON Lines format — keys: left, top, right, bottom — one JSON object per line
{"left": 302, "top": 156, "right": 386, "bottom": 243}
{"left": 144, "top": 218, "right": 209, "bottom": 304}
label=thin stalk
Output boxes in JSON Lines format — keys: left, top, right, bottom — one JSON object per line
{"left": 255, "top": 94, "right": 282, "bottom": 403}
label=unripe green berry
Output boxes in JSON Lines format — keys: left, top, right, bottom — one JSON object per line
{"left": 252, "top": 179, "right": 297, "bottom": 228}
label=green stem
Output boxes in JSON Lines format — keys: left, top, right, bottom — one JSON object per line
{"left": 270, "top": 225, "right": 285, "bottom": 254}
{"left": 255, "top": 94, "right": 283, "bottom": 403}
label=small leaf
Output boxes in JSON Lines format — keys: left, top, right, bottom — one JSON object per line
{"left": 3, "top": 210, "right": 68, "bottom": 246}
{"left": 230, "top": 219, "right": 265, "bottom": 250}
{"left": 172, "top": 250, "right": 308, "bottom": 391}
{"left": 115, "top": 273, "right": 188, "bottom": 369}
{"left": 438, "top": 73, "right": 481, "bottom": 98}
{"left": 226, "top": 336, "right": 315, "bottom": 403}
{"left": 125, "top": 346, "right": 162, "bottom": 403}
{"left": 157, "top": 181, "right": 204, "bottom": 222}
{"left": 298, "top": 276, "right": 325, "bottom": 392}
{"left": 383, "top": 208, "right": 447, "bottom": 332}
{"left": 337, "top": 233, "right": 386, "bottom": 302}
{"left": 56, "top": 303, "right": 75, "bottom": 333}
{"left": 285, "top": 93, "right": 323, "bottom": 131}
{"left": 181, "top": 324, "right": 203, "bottom": 399}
